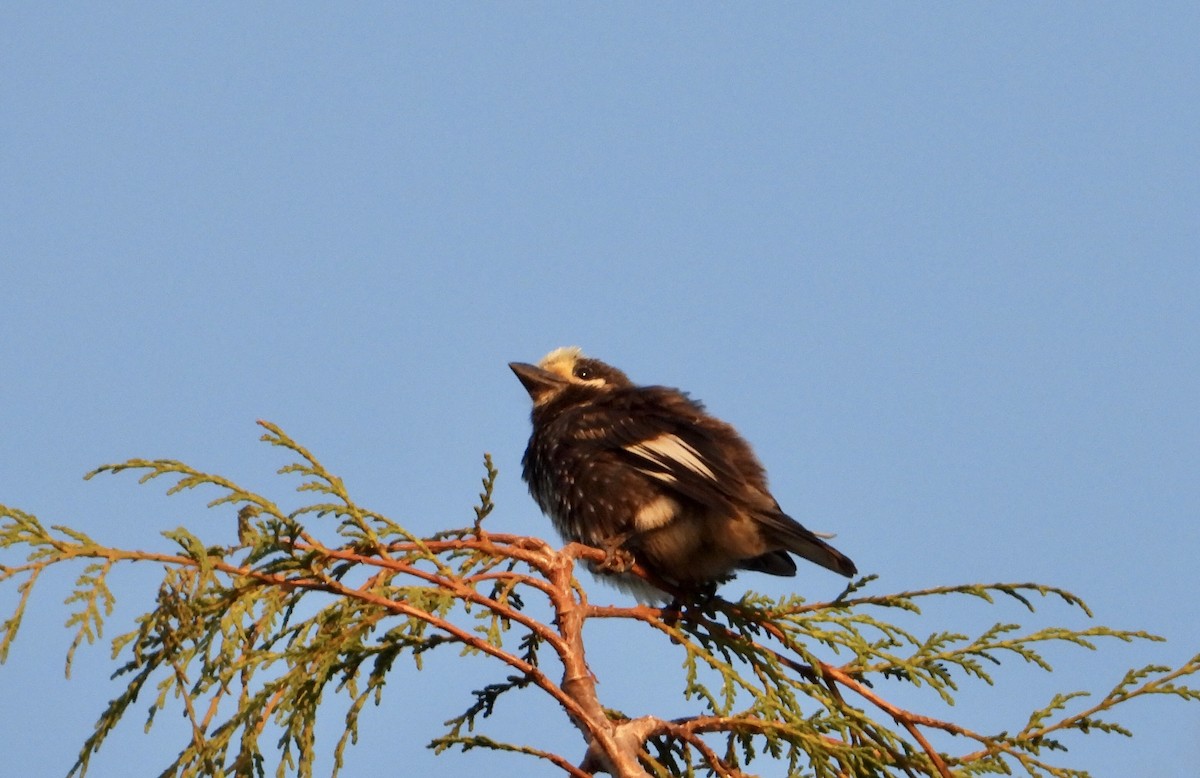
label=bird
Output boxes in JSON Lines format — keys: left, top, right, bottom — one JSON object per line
{"left": 509, "top": 346, "right": 856, "bottom": 598}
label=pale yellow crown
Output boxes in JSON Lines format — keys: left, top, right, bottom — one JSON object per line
{"left": 537, "top": 346, "right": 585, "bottom": 381}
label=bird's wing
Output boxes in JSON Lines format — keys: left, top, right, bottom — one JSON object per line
{"left": 611, "top": 415, "right": 857, "bottom": 576}
{"left": 572, "top": 401, "right": 748, "bottom": 511}
{"left": 567, "top": 391, "right": 859, "bottom": 578}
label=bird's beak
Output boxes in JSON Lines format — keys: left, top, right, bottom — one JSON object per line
{"left": 509, "top": 362, "right": 568, "bottom": 402}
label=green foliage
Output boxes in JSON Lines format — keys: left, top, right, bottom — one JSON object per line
{"left": 1, "top": 422, "right": 1197, "bottom": 778}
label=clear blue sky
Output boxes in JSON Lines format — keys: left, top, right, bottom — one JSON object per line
{"left": 2, "top": 5, "right": 1197, "bottom": 777}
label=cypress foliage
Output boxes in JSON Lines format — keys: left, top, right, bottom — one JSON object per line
{"left": 2, "top": 422, "right": 1197, "bottom": 777}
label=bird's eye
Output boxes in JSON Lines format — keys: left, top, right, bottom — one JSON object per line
{"left": 573, "top": 365, "right": 593, "bottom": 380}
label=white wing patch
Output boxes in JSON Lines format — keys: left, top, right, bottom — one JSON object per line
{"left": 634, "top": 495, "right": 679, "bottom": 530}
{"left": 627, "top": 434, "right": 717, "bottom": 481}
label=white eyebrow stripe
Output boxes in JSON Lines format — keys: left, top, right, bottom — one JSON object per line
{"left": 627, "top": 434, "right": 717, "bottom": 481}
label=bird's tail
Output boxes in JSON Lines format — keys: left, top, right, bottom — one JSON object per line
{"left": 785, "top": 533, "right": 858, "bottom": 577}
{"left": 755, "top": 510, "right": 858, "bottom": 577}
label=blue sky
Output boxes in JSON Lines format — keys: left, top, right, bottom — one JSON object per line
{"left": 2, "top": 5, "right": 1197, "bottom": 777}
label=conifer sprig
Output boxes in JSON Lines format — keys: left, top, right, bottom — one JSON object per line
{"left": 1, "top": 423, "right": 1196, "bottom": 777}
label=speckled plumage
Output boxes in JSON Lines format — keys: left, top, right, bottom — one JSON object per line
{"left": 510, "top": 348, "right": 856, "bottom": 596}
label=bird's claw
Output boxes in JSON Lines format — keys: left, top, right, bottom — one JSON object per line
{"left": 590, "top": 545, "right": 635, "bottom": 574}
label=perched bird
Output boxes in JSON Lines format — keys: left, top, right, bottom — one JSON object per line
{"left": 510, "top": 347, "right": 856, "bottom": 597}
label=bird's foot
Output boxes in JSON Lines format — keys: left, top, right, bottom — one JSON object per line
{"left": 661, "top": 582, "right": 722, "bottom": 627}
{"left": 690, "top": 580, "right": 721, "bottom": 607}
{"left": 590, "top": 545, "right": 636, "bottom": 574}
{"left": 584, "top": 532, "right": 637, "bottom": 574}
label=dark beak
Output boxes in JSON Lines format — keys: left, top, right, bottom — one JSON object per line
{"left": 509, "top": 362, "right": 568, "bottom": 401}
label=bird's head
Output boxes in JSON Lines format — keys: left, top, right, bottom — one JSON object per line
{"left": 509, "top": 346, "right": 632, "bottom": 405}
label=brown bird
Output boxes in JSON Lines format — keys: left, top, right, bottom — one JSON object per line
{"left": 510, "top": 347, "right": 856, "bottom": 597}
